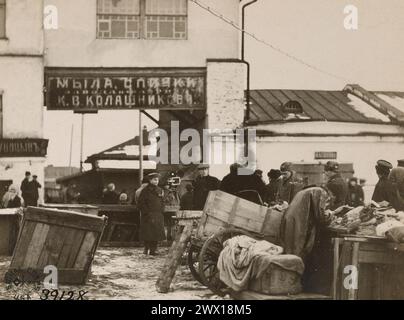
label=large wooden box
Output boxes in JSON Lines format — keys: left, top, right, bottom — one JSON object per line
{"left": 40, "top": 204, "right": 99, "bottom": 216}
{"left": 0, "top": 209, "right": 21, "bottom": 256}
{"left": 249, "top": 256, "right": 303, "bottom": 295}
{"left": 196, "top": 190, "right": 283, "bottom": 241}
{"left": 7, "top": 207, "right": 107, "bottom": 285}
{"left": 97, "top": 205, "right": 139, "bottom": 246}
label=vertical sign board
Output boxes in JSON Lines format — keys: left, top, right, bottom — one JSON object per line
{"left": 45, "top": 68, "right": 207, "bottom": 112}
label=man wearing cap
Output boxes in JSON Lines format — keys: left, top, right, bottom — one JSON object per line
{"left": 278, "top": 162, "right": 304, "bottom": 204}
{"left": 20, "top": 171, "right": 31, "bottom": 207}
{"left": 324, "top": 161, "right": 348, "bottom": 210}
{"left": 192, "top": 164, "right": 220, "bottom": 210}
{"left": 372, "top": 160, "right": 396, "bottom": 205}
{"left": 137, "top": 172, "right": 166, "bottom": 255}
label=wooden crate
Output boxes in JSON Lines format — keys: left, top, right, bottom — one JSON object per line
{"left": 332, "top": 236, "right": 404, "bottom": 300}
{"left": 196, "top": 190, "right": 282, "bottom": 240}
{"left": 97, "top": 205, "right": 139, "bottom": 246}
{"left": 40, "top": 204, "right": 99, "bottom": 216}
{"left": 7, "top": 207, "right": 107, "bottom": 285}
{"left": 0, "top": 209, "right": 22, "bottom": 256}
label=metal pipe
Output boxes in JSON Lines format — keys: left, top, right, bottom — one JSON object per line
{"left": 241, "top": 0, "right": 258, "bottom": 124}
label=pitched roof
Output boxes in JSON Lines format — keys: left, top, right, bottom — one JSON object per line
{"left": 247, "top": 85, "right": 404, "bottom": 125}
{"left": 85, "top": 127, "right": 151, "bottom": 163}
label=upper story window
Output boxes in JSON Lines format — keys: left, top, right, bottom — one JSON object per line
{"left": 0, "top": 0, "right": 5, "bottom": 38}
{"left": 97, "top": 0, "right": 187, "bottom": 40}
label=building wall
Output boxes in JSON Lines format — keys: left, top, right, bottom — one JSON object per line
{"left": 44, "top": 0, "right": 240, "bottom": 67}
{"left": 206, "top": 60, "right": 246, "bottom": 130}
{"left": 0, "top": 0, "right": 44, "bottom": 54}
{"left": 0, "top": 0, "right": 45, "bottom": 203}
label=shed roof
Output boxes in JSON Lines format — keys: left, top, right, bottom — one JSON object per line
{"left": 247, "top": 85, "right": 404, "bottom": 125}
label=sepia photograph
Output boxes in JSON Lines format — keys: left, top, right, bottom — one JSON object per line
{"left": 0, "top": 0, "right": 404, "bottom": 308}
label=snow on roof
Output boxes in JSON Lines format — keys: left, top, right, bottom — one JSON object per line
{"left": 346, "top": 93, "right": 390, "bottom": 123}
{"left": 376, "top": 93, "right": 404, "bottom": 114}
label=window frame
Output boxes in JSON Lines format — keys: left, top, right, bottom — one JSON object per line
{"left": 0, "top": 0, "right": 6, "bottom": 39}
{"left": 96, "top": 0, "right": 188, "bottom": 40}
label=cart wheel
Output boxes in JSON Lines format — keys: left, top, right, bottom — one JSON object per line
{"left": 198, "top": 228, "right": 248, "bottom": 296}
{"left": 187, "top": 243, "right": 204, "bottom": 285}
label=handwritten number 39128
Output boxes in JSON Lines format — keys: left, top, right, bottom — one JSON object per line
{"left": 40, "top": 289, "right": 88, "bottom": 300}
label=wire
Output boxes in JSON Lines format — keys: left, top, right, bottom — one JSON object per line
{"left": 190, "top": 0, "right": 351, "bottom": 82}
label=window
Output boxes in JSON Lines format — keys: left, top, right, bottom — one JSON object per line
{"left": 97, "top": 0, "right": 141, "bottom": 39}
{"left": 145, "top": 0, "right": 187, "bottom": 39}
{"left": 97, "top": 0, "right": 187, "bottom": 39}
{"left": 0, "top": 0, "right": 5, "bottom": 38}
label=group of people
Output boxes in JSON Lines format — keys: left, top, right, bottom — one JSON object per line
{"left": 1, "top": 171, "right": 41, "bottom": 209}
{"left": 279, "top": 158, "right": 404, "bottom": 294}
{"left": 178, "top": 162, "right": 305, "bottom": 212}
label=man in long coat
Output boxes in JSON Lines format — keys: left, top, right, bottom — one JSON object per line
{"left": 372, "top": 160, "right": 396, "bottom": 205}
{"left": 193, "top": 164, "right": 220, "bottom": 210}
{"left": 137, "top": 173, "right": 166, "bottom": 255}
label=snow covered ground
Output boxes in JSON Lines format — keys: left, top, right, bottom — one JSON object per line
{"left": 0, "top": 247, "right": 227, "bottom": 300}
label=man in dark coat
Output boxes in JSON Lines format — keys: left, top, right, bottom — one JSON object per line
{"left": 102, "top": 183, "right": 119, "bottom": 204}
{"left": 138, "top": 173, "right": 166, "bottom": 255}
{"left": 372, "top": 160, "right": 396, "bottom": 205}
{"left": 324, "top": 161, "right": 348, "bottom": 210}
{"left": 20, "top": 171, "right": 32, "bottom": 207}
{"left": 278, "top": 162, "right": 304, "bottom": 204}
{"left": 193, "top": 164, "right": 220, "bottom": 210}
{"left": 220, "top": 163, "right": 266, "bottom": 201}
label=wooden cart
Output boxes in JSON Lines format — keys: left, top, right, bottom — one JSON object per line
{"left": 186, "top": 190, "right": 284, "bottom": 296}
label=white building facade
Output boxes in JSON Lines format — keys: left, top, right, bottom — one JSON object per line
{"left": 0, "top": 0, "right": 46, "bottom": 200}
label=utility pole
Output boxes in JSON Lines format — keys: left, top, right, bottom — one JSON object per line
{"left": 139, "top": 110, "right": 143, "bottom": 186}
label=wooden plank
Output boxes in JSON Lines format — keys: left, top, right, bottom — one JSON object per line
{"left": 22, "top": 223, "right": 50, "bottom": 269}
{"left": 73, "top": 232, "right": 98, "bottom": 269}
{"left": 332, "top": 238, "right": 341, "bottom": 300}
{"left": 156, "top": 224, "right": 193, "bottom": 293}
{"left": 348, "top": 242, "right": 359, "bottom": 300}
{"left": 66, "top": 231, "right": 86, "bottom": 268}
{"left": 37, "top": 225, "right": 67, "bottom": 268}
{"left": 57, "top": 229, "right": 82, "bottom": 268}
{"left": 232, "top": 290, "right": 331, "bottom": 300}
{"left": 358, "top": 250, "right": 404, "bottom": 265}
{"left": 25, "top": 207, "right": 106, "bottom": 232}
{"left": 10, "top": 221, "right": 37, "bottom": 268}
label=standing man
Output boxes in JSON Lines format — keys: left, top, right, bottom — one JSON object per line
{"left": 372, "top": 160, "right": 395, "bottom": 205}
{"left": 278, "top": 162, "right": 304, "bottom": 204}
{"left": 31, "top": 175, "right": 42, "bottom": 207}
{"left": 193, "top": 164, "right": 220, "bottom": 210}
{"left": 137, "top": 173, "right": 166, "bottom": 256}
{"left": 324, "top": 161, "right": 348, "bottom": 210}
{"left": 20, "top": 171, "right": 31, "bottom": 207}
